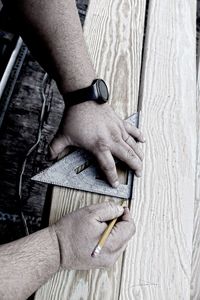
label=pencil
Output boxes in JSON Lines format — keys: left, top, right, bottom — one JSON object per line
{"left": 91, "top": 200, "right": 127, "bottom": 257}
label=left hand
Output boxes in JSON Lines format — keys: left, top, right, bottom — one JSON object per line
{"left": 49, "top": 101, "right": 145, "bottom": 187}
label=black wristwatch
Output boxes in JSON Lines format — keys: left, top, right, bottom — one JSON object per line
{"left": 64, "top": 79, "right": 109, "bottom": 106}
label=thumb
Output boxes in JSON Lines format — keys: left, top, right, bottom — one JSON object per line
{"left": 48, "top": 133, "right": 71, "bottom": 160}
{"left": 94, "top": 202, "right": 124, "bottom": 222}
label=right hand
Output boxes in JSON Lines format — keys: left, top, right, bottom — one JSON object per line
{"left": 49, "top": 102, "right": 145, "bottom": 188}
{"left": 52, "top": 202, "right": 135, "bottom": 270}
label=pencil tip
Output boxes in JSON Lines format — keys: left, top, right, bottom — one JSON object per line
{"left": 91, "top": 245, "right": 101, "bottom": 257}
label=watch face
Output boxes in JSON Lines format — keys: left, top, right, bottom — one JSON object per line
{"left": 97, "top": 79, "right": 109, "bottom": 102}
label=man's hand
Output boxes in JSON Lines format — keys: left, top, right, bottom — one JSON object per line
{"left": 0, "top": 202, "right": 135, "bottom": 299}
{"left": 53, "top": 202, "right": 135, "bottom": 270}
{"left": 49, "top": 102, "right": 145, "bottom": 187}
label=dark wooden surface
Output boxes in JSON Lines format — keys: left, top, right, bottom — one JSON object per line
{"left": 0, "top": 0, "right": 89, "bottom": 244}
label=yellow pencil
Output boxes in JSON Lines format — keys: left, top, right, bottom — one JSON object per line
{"left": 91, "top": 200, "right": 127, "bottom": 257}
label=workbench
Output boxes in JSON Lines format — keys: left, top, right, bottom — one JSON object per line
{"left": 35, "top": 0, "right": 197, "bottom": 299}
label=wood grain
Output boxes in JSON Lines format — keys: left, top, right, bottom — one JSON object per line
{"left": 119, "top": 0, "right": 196, "bottom": 299}
{"left": 35, "top": 0, "right": 147, "bottom": 299}
{"left": 190, "top": 39, "right": 200, "bottom": 300}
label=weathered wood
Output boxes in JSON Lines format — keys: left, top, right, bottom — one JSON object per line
{"left": 35, "top": 0, "right": 147, "bottom": 298}
{"left": 190, "top": 32, "right": 200, "bottom": 300}
{"left": 119, "top": 0, "right": 196, "bottom": 299}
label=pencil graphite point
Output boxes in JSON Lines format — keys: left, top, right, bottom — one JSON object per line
{"left": 91, "top": 245, "right": 102, "bottom": 257}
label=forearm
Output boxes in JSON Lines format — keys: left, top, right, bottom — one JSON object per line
{"left": 6, "top": 0, "right": 96, "bottom": 93}
{"left": 0, "top": 227, "right": 60, "bottom": 300}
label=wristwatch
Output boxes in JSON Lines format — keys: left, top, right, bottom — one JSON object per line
{"left": 64, "top": 79, "right": 109, "bottom": 106}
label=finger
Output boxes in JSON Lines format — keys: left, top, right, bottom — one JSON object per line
{"left": 121, "top": 207, "right": 131, "bottom": 221}
{"left": 48, "top": 133, "right": 70, "bottom": 160}
{"left": 110, "top": 240, "right": 131, "bottom": 266}
{"left": 125, "top": 136, "right": 144, "bottom": 160}
{"left": 106, "top": 216, "right": 136, "bottom": 253}
{"left": 92, "top": 202, "right": 124, "bottom": 223}
{"left": 111, "top": 140, "right": 143, "bottom": 177}
{"left": 95, "top": 150, "right": 119, "bottom": 188}
{"left": 124, "top": 121, "right": 145, "bottom": 142}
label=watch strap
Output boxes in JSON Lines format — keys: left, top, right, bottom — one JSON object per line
{"left": 64, "top": 80, "right": 98, "bottom": 107}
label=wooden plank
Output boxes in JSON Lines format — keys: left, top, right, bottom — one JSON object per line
{"left": 119, "top": 0, "right": 196, "bottom": 299}
{"left": 35, "top": 0, "right": 147, "bottom": 299}
{"left": 190, "top": 36, "right": 200, "bottom": 300}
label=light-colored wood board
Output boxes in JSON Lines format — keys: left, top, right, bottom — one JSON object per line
{"left": 190, "top": 39, "right": 200, "bottom": 299}
{"left": 83, "top": 0, "right": 146, "bottom": 116}
{"left": 35, "top": 0, "right": 147, "bottom": 299}
{"left": 119, "top": 0, "right": 196, "bottom": 299}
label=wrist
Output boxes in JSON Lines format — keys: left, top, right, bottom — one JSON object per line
{"left": 48, "top": 226, "right": 61, "bottom": 272}
{"left": 53, "top": 218, "right": 77, "bottom": 270}
{"left": 60, "top": 71, "right": 96, "bottom": 96}
{"left": 62, "top": 78, "right": 109, "bottom": 107}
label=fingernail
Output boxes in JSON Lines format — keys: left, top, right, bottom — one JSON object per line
{"left": 112, "top": 181, "right": 119, "bottom": 188}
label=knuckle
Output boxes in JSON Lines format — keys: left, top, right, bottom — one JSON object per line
{"left": 121, "top": 131, "right": 130, "bottom": 142}
{"left": 95, "top": 139, "right": 109, "bottom": 152}
{"left": 109, "top": 173, "right": 118, "bottom": 182}
{"left": 107, "top": 202, "right": 119, "bottom": 216}
{"left": 83, "top": 206, "right": 95, "bottom": 218}
{"left": 134, "top": 143, "right": 140, "bottom": 150}
{"left": 107, "top": 201, "right": 118, "bottom": 211}
{"left": 135, "top": 145, "right": 144, "bottom": 159}
{"left": 101, "top": 162, "right": 116, "bottom": 172}
{"left": 111, "top": 132, "right": 122, "bottom": 144}
{"left": 126, "top": 151, "right": 142, "bottom": 169}
{"left": 107, "top": 201, "right": 116, "bottom": 212}
{"left": 138, "top": 148, "right": 144, "bottom": 159}
{"left": 127, "top": 149, "right": 137, "bottom": 160}
{"left": 128, "top": 148, "right": 136, "bottom": 156}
